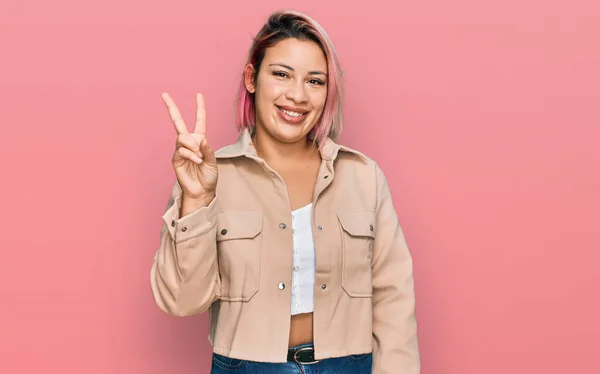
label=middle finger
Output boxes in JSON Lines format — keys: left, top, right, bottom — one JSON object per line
{"left": 162, "top": 92, "right": 188, "bottom": 134}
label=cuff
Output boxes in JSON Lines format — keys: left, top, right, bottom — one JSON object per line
{"left": 161, "top": 194, "right": 218, "bottom": 243}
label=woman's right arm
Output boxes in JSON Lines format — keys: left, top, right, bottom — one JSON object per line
{"left": 150, "top": 182, "right": 221, "bottom": 316}
{"left": 150, "top": 92, "right": 220, "bottom": 316}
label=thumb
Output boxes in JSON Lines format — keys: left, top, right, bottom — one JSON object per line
{"left": 199, "top": 138, "right": 217, "bottom": 166}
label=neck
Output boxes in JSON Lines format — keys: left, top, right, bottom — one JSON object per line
{"left": 251, "top": 126, "right": 318, "bottom": 165}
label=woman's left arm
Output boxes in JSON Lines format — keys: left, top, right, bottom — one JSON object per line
{"left": 371, "top": 163, "right": 420, "bottom": 374}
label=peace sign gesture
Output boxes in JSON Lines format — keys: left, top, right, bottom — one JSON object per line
{"left": 162, "top": 93, "right": 218, "bottom": 206}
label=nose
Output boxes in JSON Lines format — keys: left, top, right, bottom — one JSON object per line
{"left": 285, "top": 80, "right": 308, "bottom": 103}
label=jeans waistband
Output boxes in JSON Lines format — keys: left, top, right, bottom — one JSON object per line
{"left": 287, "top": 342, "right": 318, "bottom": 364}
{"left": 289, "top": 342, "right": 314, "bottom": 350}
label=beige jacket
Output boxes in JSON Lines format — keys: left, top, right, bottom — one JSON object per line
{"left": 150, "top": 128, "right": 420, "bottom": 373}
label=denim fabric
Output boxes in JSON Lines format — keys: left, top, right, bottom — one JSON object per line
{"left": 210, "top": 343, "right": 372, "bottom": 374}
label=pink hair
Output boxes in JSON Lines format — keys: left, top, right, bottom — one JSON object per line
{"left": 236, "top": 9, "right": 345, "bottom": 144}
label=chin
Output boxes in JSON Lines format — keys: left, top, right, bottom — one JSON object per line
{"left": 269, "top": 120, "right": 314, "bottom": 143}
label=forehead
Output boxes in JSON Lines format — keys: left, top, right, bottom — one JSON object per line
{"left": 262, "top": 38, "right": 327, "bottom": 72}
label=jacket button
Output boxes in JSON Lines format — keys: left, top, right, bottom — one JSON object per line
{"left": 171, "top": 220, "right": 175, "bottom": 227}
{"left": 278, "top": 283, "right": 286, "bottom": 290}
{"left": 280, "top": 223, "right": 287, "bottom": 229}
{"left": 369, "top": 224, "right": 374, "bottom": 231}
{"left": 221, "top": 229, "right": 228, "bottom": 235}
{"left": 181, "top": 227, "right": 187, "bottom": 232}
{"left": 321, "top": 284, "right": 327, "bottom": 290}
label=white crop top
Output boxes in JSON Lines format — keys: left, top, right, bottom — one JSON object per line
{"left": 290, "top": 203, "right": 316, "bottom": 315}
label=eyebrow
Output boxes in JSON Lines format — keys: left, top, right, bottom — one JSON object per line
{"left": 269, "top": 63, "right": 328, "bottom": 77}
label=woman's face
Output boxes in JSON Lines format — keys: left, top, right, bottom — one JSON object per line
{"left": 245, "top": 38, "right": 328, "bottom": 144}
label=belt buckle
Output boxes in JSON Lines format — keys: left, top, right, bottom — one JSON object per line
{"left": 293, "top": 347, "right": 320, "bottom": 365}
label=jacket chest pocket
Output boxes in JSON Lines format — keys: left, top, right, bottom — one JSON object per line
{"left": 216, "top": 210, "right": 263, "bottom": 302}
{"left": 336, "top": 210, "right": 376, "bottom": 298}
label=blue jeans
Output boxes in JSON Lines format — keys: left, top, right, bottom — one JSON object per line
{"left": 211, "top": 343, "right": 372, "bottom": 373}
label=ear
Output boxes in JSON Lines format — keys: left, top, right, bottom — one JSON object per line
{"left": 244, "top": 63, "right": 256, "bottom": 93}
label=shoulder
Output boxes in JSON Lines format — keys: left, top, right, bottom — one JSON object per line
{"left": 333, "top": 142, "right": 388, "bottom": 183}
{"left": 213, "top": 129, "right": 252, "bottom": 160}
{"left": 334, "top": 142, "right": 379, "bottom": 169}
{"left": 214, "top": 143, "right": 246, "bottom": 160}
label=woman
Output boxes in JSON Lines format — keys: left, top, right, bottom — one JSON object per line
{"left": 150, "top": 9, "right": 420, "bottom": 374}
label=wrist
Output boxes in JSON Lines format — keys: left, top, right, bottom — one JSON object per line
{"left": 181, "top": 192, "right": 215, "bottom": 217}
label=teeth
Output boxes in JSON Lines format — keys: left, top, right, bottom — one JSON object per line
{"left": 279, "top": 107, "right": 304, "bottom": 117}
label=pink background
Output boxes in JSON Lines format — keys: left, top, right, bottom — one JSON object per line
{"left": 1, "top": 0, "right": 599, "bottom": 373}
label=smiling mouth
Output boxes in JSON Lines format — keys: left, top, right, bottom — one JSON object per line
{"left": 276, "top": 106, "right": 308, "bottom": 118}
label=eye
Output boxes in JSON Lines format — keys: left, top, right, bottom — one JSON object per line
{"left": 309, "top": 79, "right": 325, "bottom": 85}
{"left": 273, "top": 71, "right": 289, "bottom": 78}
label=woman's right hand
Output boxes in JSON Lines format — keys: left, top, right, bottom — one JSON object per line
{"left": 161, "top": 93, "right": 218, "bottom": 207}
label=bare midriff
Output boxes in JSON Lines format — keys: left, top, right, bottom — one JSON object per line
{"left": 289, "top": 312, "right": 314, "bottom": 346}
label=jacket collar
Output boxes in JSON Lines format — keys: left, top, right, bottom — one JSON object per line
{"left": 215, "top": 127, "right": 368, "bottom": 163}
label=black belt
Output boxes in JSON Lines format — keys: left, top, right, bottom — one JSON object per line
{"left": 287, "top": 346, "right": 320, "bottom": 364}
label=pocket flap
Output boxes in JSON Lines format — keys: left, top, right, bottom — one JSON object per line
{"left": 336, "top": 210, "right": 376, "bottom": 238}
{"left": 216, "top": 210, "right": 263, "bottom": 241}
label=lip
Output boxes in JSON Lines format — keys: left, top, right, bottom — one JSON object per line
{"left": 276, "top": 105, "right": 309, "bottom": 114}
{"left": 276, "top": 105, "right": 309, "bottom": 125}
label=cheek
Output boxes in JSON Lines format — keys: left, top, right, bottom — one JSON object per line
{"left": 313, "top": 91, "right": 328, "bottom": 111}
{"left": 257, "top": 80, "right": 283, "bottom": 103}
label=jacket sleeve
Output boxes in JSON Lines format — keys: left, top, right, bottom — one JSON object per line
{"left": 371, "top": 164, "right": 420, "bottom": 373}
{"left": 150, "top": 181, "right": 221, "bottom": 316}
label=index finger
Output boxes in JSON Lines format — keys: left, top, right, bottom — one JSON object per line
{"left": 161, "top": 92, "right": 188, "bottom": 135}
{"left": 194, "top": 93, "right": 206, "bottom": 135}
